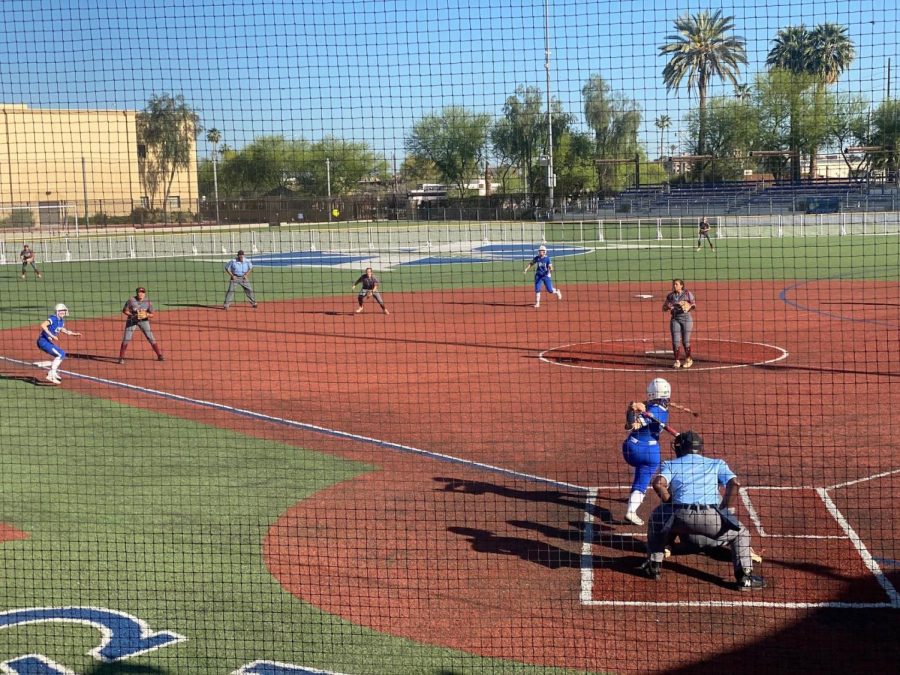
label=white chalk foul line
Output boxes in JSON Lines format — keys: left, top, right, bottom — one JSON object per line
{"left": 580, "top": 488, "right": 599, "bottom": 604}
{"left": 817, "top": 488, "right": 900, "bottom": 608}
{"left": 0, "top": 355, "right": 588, "bottom": 494}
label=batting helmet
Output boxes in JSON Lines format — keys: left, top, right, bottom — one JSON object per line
{"left": 673, "top": 431, "right": 703, "bottom": 457}
{"left": 54, "top": 303, "right": 69, "bottom": 318}
{"left": 538, "top": 245, "right": 547, "bottom": 252}
{"left": 647, "top": 377, "right": 671, "bottom": 401}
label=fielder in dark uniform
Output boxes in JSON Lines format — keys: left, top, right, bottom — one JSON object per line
{"left": 352, "top": 267, "right": 389, "bottom": 314}
{"left": 20, "top": 244, "right": 42, "bottom": 279}
{"left": 639, "top": 431, "right": 766, "bottom": 591}
{"left": 118, "top": 287, "right": 164, "bottom": 364}
{"left": 696, "top": 216, "right": 715, "bottom": 251}
{"left": 662, "top": 278, "right": 695, "bottom": 368}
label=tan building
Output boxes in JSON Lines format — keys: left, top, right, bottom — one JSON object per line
{"left": 0, "top": 104, "right": 197, "bottom": 226}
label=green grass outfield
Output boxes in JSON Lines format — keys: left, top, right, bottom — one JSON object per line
{"left": 0, "top": 233, "right": 896, "bottom": 673}
{"left": 1, "top": 234, "right": 897, "bottom": 330}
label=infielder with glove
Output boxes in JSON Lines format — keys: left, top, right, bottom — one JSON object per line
{"left": 36, "top": 303, "right": 80, "bottom": 384}
{"left": 19, "top": 244, "right": 42, "bottom": 279}
{"left": 662, "top": 278, "right": 695, "bottom": 368}
{"left": 352, "top": 267, "right": 389, "bottom": 314}
{"left": 621, "top": 377, "right": 671, "bottom": 525}
{"left": 522, "top": 245, "right": 562, "bottom": 308}
{"left": 118, "top": 287, "right": 164, "bottom": 364}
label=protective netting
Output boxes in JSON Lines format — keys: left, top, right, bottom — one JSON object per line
{"left": 0, "top": 1, "right": 898, "bottom": 673}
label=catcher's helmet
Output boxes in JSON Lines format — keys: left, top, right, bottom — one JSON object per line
{"left": 54, "top": 303, "right": 69, "bottom": 317}
{"left": 647, "top": 377, "right": 671, "bottom": 401}
{"left": 673, "top": 431, "right": 703, "bottom": 457}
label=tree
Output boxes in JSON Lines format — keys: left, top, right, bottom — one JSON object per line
{"left": 405, "top": 106, "right": 492, "bottom": 194}
{"left": 491, "top": 86, "right": 546, "bottom": 199}
{"left": 685, "top": 95, "right": 760, "bottom": 181}
{"left": 660, "top": 10, "right": 747, "bottom": 157}
{"left": 655, "top": 115, "right": 671, "bottom": 159}
{"left": 734, "top": 83, "right": 752, "bottom": 102}
{"left": 754, "top": 69, "right": 833, "bottom": 181}
{"left": 136, "top": 93, "right": 200, "bottom": 212}
{"left": 583, "top": 74, "right": 642, "bottom": 194}
{"left": 766, "top": 23, "right": 854, "bottom": 179}
{"left": 868, "top": 100, "right": 900, "bottom": 185}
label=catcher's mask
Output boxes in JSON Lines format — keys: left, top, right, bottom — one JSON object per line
{"left": 673, "top": 431, "right": 703, "bottom": 457}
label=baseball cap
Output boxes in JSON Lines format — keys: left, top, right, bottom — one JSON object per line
{"left": 136, "top": 287, "right": 146, "bottom": 293}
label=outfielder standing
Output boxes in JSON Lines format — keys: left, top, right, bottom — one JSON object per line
{"left": 223, "top": 250, "right": 258, "bottom": 310}
{"left": 118, "top": 287, "right": 164, "bottom": 364}
{"left": 36, "top": 303, "right": 80, "bottom": 385}
{"left": 352, "top": 267, "right": 389, "bottom": 314}
{"left": 522, "top": 245, "right": 562, "bottom": 308}
{"left": 20, "top": 244, "right": 42, "bottom": 279}
{"left": 696, "top": 216, "right": 715, "bottom": 252}
{"left": 662, "top": 278, "right": 695, "bottom": 368}
{"left": 621, "top": 378, "right": 671, "bottom": 525}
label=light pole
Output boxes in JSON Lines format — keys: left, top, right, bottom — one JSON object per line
{"left": 326, "top": 157, "right": 332, "bottom": 223}
{"left": 543, "top": 0, "right": 555, "bottom": 215}
{"left": 206, "top": 128, "right": 221, "bottom": 225}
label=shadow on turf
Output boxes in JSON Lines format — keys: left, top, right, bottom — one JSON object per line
{"left": 85, "top": 664, "right": 167, "bottom": 674}
{"left": 665, "top": 571, "right": 900, "bottom": 675}
{"left": 67, "top": 352, "right": 122, "bottom": 363}
{"left": 0, "top": 373, "right": 54, "bottom": 386}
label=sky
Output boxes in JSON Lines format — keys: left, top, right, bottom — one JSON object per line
{"left": 0, "top": 0, "right": 896, "bottom": 162}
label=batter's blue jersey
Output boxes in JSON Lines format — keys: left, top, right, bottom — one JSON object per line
{"left": 529, "top": 254, "right": 552, "bottom": 278}
{"left": 627, "top": 402, "right": 669, "bottom": 446}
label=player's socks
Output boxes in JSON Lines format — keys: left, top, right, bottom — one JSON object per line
{"left": 119, "top": 344, "right": 128, "bottom": 360}
{"left": 151, "top": 343, "right": 163, "bottom": 358}
{"left": 555, "top": 289, "right": 562, "bottom": 300}
{"left": 534, "top": 292, "right": 541, "bottom": 308}
{"left": 625, "top": 490, "right": 644, "bottom": 523}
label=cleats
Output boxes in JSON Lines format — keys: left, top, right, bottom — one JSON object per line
{"left": 624, "top": 511, "right": 644, "bottom": 526}
{"left": 682, "top": 357, "right": 694, "bottom": 368}
{"left": 639, "top": 560, "right": 661, "bottom": 580}
{"left": 673, "top": 360, "right": 682, "bottom": 368}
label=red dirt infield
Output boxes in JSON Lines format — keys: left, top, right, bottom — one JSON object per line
{"left": 2, "top": 280, "right": 899, "bottom": 673}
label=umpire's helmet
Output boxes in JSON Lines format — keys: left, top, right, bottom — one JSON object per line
{"left": 673, "top": 431, "right": 703, "bottom": 457}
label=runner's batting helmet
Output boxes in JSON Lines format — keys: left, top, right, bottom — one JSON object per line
{"left": 673, "top": 431, "right": 703, "bottom": 457}
{"left": 54, "top": 303, "right": 69, "bottom": 318}
{"left": 647, "top": 377, "right": 671, "bottom": 401}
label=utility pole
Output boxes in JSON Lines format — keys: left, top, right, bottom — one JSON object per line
{"left": 544, "top": 0, "right": 555, "bottom": 215}
{"left": 326, "top": 157, "right": 332, "bottom": 223}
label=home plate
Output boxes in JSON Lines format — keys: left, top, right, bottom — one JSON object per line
{"left": 634, "top": 294, "right": 654, "bottom": 299}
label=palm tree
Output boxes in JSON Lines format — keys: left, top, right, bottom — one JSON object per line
{"left": 660, "top": 9, "right": 747, "bottom": 159}
{"left": 655, "top": 115, "right": 671, "bottom": 159}
{"left": 807, "top": 24, "right": 855, "bottom": 178}
{"left": 734, "top": 83, "right": 752, "bottom": 102}
{"left": 767, "top": 24, "right": 854, "bottom": 180}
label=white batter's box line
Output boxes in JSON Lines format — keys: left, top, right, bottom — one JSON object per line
{"left": 582, "top": 485, "right": 900, "bottom": 609}
{"left": 826, "top": 467, "right": 900, "bottom": 491}
{"left": 742, "top": 486, "right": 851, "bottom": 539}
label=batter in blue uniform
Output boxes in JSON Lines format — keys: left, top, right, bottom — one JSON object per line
{"left": 622, "top": 377, "right": 671, "bottom": 525}
{"left": 522, "top": 245, "right": 562, "bottom": 308}
{"left": 36, "top": 303, "right": 80, "bottom": 385}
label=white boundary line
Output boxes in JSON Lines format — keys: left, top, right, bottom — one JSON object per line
{"left": 539, "top": 338, "right": 789, "bottom": 373}
{"left": 581, "top": 482, "right": 900, "bottom": 608}
{"left": 817, "top": 488, "right": 900, "bottom": 607}
{"left": 827, "top": 468, "right": 900, "bottom": 490}
{"left": 6, "top": 355, "right": 897, "bottom": 610}
{"left": 0, "top": 355, "right": 589, "bottom": 494}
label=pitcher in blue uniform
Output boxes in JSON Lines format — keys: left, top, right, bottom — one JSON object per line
{"left": 36, "top": 303, "right": 80, "bottom": 385}
{"left": 522, "top": 245, "right": 562, "bottom": 308}
{"left": 622, "top": 378, "right": 671, "bottom": 525}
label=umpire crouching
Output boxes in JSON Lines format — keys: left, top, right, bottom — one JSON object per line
{"left": 639, "top": 431, "right": 766, "bottom": 591}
